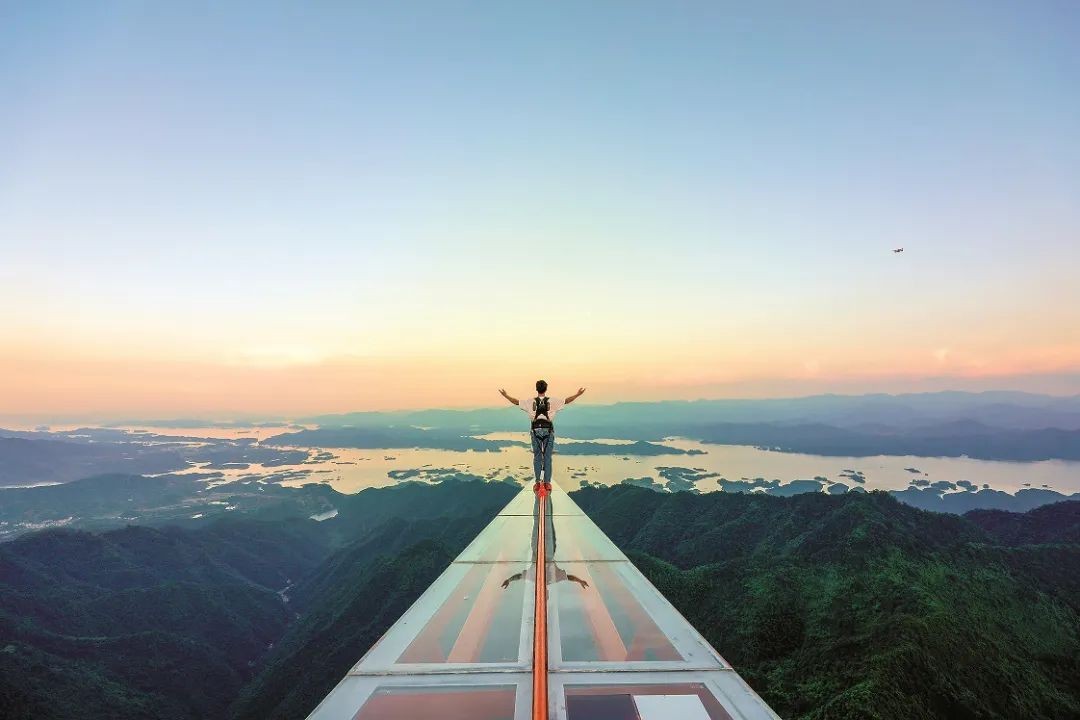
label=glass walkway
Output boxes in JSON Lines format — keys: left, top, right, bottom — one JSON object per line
{"left": 308, "top": 483, "right": 779, "bottom": 720}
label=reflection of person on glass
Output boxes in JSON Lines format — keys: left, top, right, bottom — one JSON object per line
{"left": 498, "top": 380, "right": 586, "bottom": 492}
{"left": 503, "top": 492, "right": 585, "bottom": 588}
{"left": 501, "top": 564, "right": 589, "bottom": 590}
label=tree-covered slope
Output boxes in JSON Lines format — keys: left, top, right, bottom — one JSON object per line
{"left": 966, "top": 500, "right": 1080, "bottom": 546}
{"left": 228, "top": 515, "right": 493, "bottom": 720}
{"left": 227, "top": 480, "right": 518, "bottom": 718}
{"left": 571, "top": 486, "right": 1080, "bottom": 720}
{"left": 0, "top": 522, "right": 325, "bottom": 720}
{"left": 0, "top": 479, "right": 517, "bottom": 720}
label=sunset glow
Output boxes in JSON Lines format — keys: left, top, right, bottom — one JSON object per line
{"left": 2, "top": 3, "right": 1078, "bottom": 419}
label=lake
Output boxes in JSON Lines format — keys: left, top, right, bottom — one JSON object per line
{"left": 152, "top": 429, "right": 1079, "bottom": 497}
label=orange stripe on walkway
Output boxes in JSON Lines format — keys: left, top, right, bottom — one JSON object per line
{"left": 532, "top": 485, "right": 549, "bottom": 720}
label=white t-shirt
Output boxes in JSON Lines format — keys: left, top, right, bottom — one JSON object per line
{"left": 518, "top": 395, "right": 565, "bottom": 424}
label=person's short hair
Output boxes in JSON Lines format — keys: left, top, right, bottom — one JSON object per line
{"left": 536, "top": 379, "right": 548, "bottom": 394}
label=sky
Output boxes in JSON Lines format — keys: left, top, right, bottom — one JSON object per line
{"left": 1, "top": 1, "right": 1079, "bottom": 419}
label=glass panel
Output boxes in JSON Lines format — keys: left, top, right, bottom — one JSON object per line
{"left": 498, "top": 487, "right": 587, "bottom": 516}
{"left": 397, "top": 562, "right": 527, "bottom": 663}
{"left": 551, "top": 516, "right": 626, "bottom": 561}
{"left": 497, "top": 488, "right": 541, "bottom": 515}
{"left": 354, "top": 685, "right": 517, "bottom": 720}
{"left": 564, "top": 683, "right": 733, "bottom": 720}
{"left": 457, "top": 515, "right": 535, "bottom": 562}
{"left": 307, "top": 480, "right": 777, "bottom": 720}
{"left": 551, "top": 562, "right": 682, "bottom": 663}
{"left": 309, "top": 674, "right": 531, "bottom": 720}
{"left": 353, "top": 561, "right": 533, "bottom": 671}
{"left": 548, "top": 486, "right": 587, "bottom": 515}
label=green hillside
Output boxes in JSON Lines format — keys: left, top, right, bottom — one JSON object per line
{"left": 0, "top": 480, "right": 516, "bottom": 720}
{"left": 571, "top": 486, "right": 1080, "bottom": 719}
{"left": 3, "top": 480, "right": 1078, "bottom": 719}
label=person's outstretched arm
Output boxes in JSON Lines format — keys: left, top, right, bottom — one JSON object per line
{"left": 564, "top": 387, "right": 586, "bottom": 405}
{"left": 498, "top": 388, "right": 519, "bottom": 406}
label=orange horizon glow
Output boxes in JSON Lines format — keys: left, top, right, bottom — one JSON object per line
{"left": 3, "top": 338, "right": 1079, "bottom": 421}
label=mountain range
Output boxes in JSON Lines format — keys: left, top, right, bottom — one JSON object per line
{"left": 2, "top": 480, "right": 1078, "bottom": 719}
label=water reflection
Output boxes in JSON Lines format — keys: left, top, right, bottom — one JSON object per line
{"left": 353, "top": 685, "right": 517, "bottom": 720}
{"left": 500, "top": 492, "right": 589, "bottom": 590}
{"left": 502, "top": 490, "right": 682, "bottom": 664}
{"left": 565, "top": 683, "right": 732, "bottom": 720}
{"left": 499, "top": 566, "right": 589, "bottom": 591}
{"left": 397, "top": 562, "right": 525, "bottom": 664}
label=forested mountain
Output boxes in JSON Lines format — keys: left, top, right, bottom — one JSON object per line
{"left": 228, "top": 516, "right": 491, "bottom": 720}
{"left": 0, "top": 480, "right": 515, "bottom": 720}
{"left": 966, "top": 500, "right": 1080, "bottom": 545}
{"left": 0, "top": 521, "right": 326, "bottom": 720}
{"left": 571, "top": 486, "right": 1080, "bottom": 719}
{"left": 3, "top": 480, "right": 1078, "bottom": 719}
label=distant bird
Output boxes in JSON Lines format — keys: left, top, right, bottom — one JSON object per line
{"left": 893, "top": 247, "right": 904, "bottom": 253}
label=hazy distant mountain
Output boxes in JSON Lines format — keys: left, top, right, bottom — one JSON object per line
{"left": 264, "top": 425, "right": 523, "bottom": 451}
{"left": 6, "top": 392, "right": 1080, "bottom": 494}
{"left": 302, "top": 391, "right": 1080, "bottom": 432}
{"left": 0, "top": 436, "right": 189, "bottom": 488}
{"left": 264, "top": 426, "right": 702, "bottom": 456}
{"left": 295, "top": 391, "right": 1080, "bottom": 461}
{"left": 0, "top": 472, "right": 337, "bottom": 541}
{"left": 689, "top": 420, "right": 1080, "bottom": 461}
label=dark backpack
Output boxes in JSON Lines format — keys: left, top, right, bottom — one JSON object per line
{"left": 531, "top": 396, "right": 553, "bottom": 430}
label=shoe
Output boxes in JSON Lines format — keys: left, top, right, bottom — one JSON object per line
{"left": 533, "top": 482, "right": 541, "bottom": 493}
{"left": 544, "top": 482, "right": 552, "bottom": 492}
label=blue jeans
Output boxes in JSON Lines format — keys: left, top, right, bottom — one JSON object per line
{"left": 530, "top": 427, "right": 554, "bottom": 483}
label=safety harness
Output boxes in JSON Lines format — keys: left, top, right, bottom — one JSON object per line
{"left": 531, "top": 396, "right": 553, "bottom": 430}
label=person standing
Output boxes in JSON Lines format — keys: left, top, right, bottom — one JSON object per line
{"left": 498, "top": 380, "right": 585, "bottom": 491}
